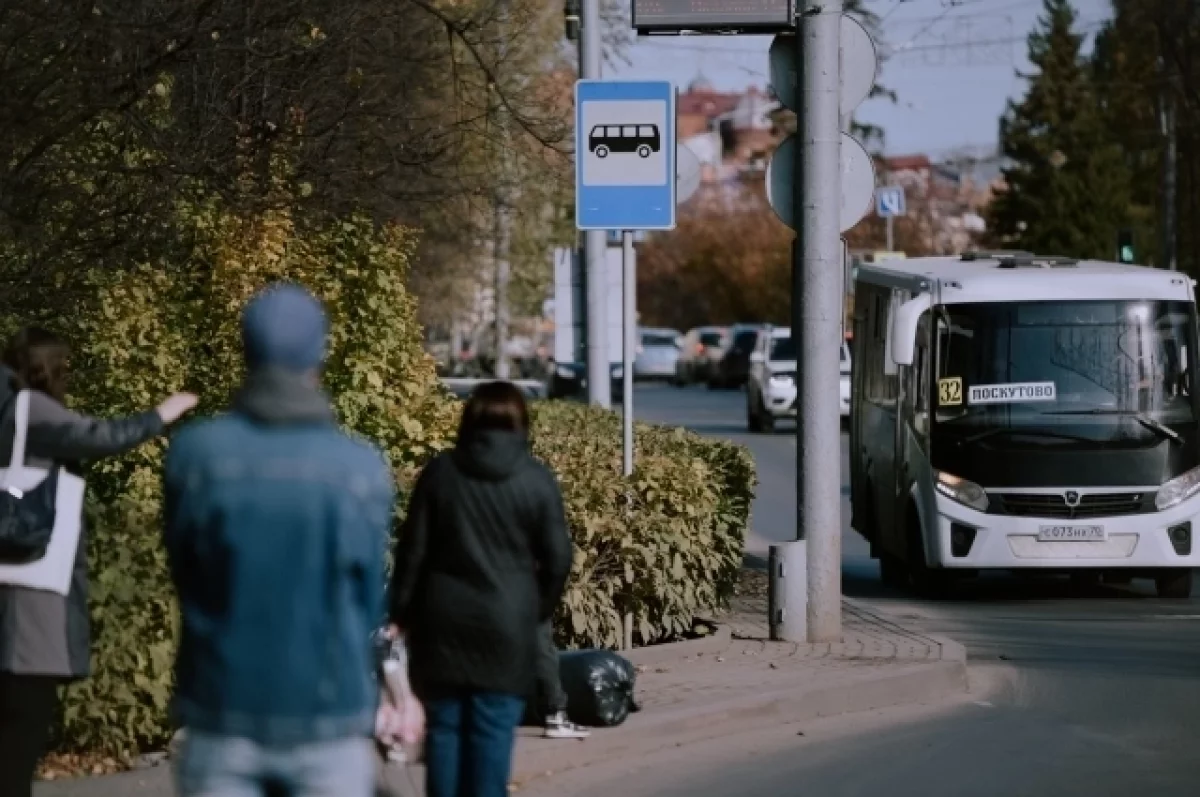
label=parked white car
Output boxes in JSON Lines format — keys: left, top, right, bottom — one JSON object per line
{"left": 747, "top": 328, "right": 851, "bottom": 432}
{"left": 746, "top": 327, "right": 793, "bottom": 432}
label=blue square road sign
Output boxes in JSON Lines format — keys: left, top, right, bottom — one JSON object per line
{"left": 575, "top": 80, "right": 676, "bottom": 231}
{"left": 875, "top": 185, "right": 906, "bottom": 218}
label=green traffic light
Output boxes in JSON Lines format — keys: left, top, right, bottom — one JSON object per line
{"left": 1119, "top": 246, "right": 1134, "bottom": 263}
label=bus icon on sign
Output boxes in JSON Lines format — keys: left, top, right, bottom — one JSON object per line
{"left": 589, "top": 124, "right": 661, "bottom": 159}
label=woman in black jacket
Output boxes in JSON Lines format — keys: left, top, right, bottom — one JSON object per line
{"left": 389, "top": 381, "right": 573, "bottom": 797}
{"left": 0, "top": 327, "right": 196, "bottom": 797}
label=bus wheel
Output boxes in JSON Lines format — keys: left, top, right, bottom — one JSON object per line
{"left": 907, "top": 506, "right": 949, "bottom": 599}
{"left": 637, "top": 144, "right": 652, "bottom": 158}
{"left": 595, "top": 145, "right": 610, "bottom": 158}
{"left": 1155, "top": 568, "right": 1193, "bottom": 599}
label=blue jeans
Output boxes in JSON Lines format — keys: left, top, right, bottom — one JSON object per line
{"left": 174, "top": 731, "right": 375, "bottom": 797}
{"left": 424, "top": 690, "right": 526, "bottom": 797}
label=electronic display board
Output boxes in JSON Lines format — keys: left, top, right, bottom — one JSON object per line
{"left": 632, "top": 0, "right": 793, "bottom": 34}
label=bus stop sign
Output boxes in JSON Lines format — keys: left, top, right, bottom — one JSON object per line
{"left": 575, "top": 80, "right": 677, "bottom": 231}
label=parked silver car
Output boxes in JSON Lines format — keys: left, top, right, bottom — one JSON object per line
{"left": 634, "top": 327, "right": 682, "bottom": 380}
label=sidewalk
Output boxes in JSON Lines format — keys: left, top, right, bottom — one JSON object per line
{"left": 34, "top": 579, "right": 967, "bottom": 797}
{"left": 505, "top": 575, "right": 966, "bottom": 790}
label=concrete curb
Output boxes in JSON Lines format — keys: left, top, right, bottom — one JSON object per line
{"left": 926, "top": 634, "right": 968, "bottom": 663}
{"left": 511, "top": 658, "right": 967, "bottom": 786}
{"left": 624, "top": 624, "right": 732, "bottom": 667}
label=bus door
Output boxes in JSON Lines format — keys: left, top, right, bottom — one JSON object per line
{"left": 898, "top": 310, "right": 935, "bottom": 561}
{"left": 882, "top": 289, "right": 910, "bottom": 559}
{"left": 852, "top": 283, "right": 904, "bottom": 554}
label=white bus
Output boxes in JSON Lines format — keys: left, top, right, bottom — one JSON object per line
{"left": 849, "top": 251, "right": 1200, "bottom": 598}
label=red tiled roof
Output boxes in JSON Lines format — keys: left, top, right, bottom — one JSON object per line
{"left": 884, "top": 154, "right": 933, "bottom": 171}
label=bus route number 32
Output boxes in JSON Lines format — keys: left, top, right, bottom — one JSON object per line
{"left": 938, "top": 377, "right": 963, "bottom": 406}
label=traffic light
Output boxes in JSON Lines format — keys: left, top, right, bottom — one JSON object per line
{"left": 1117, "top": 229, "right": 1134, "bottom": 264}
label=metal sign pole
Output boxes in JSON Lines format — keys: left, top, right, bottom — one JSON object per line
{"left": 886, "top": 214, "right": 894, "bottom": 252}
{"left": 622, "top": 230, "right": 635, "bottom": 478}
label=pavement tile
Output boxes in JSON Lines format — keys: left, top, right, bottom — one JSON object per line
{"left": 35, "top": 582, "right": 964, "bottom": 797}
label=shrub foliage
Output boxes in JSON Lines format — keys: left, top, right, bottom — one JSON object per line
{"left": 41, "top": 193, "right": 755, "bottom": 760}
{"left": 533, "top": 403, "right": 754, "bottom": 649}
{"left": 55, "top": 193, "right": 458, "bottom": 756}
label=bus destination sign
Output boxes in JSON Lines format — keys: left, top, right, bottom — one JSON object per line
{"left": 632, "top": 0, "right": 793, "bottom": 34}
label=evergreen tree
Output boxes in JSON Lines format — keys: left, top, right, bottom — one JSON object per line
{"left": 988, "top": 0, "right": 1133, "bottom": 260}
{"left": 1091, "top": 0, "right": 1200, "bottom": 273}
{"left": 1090, "top": 1, "right": 1159, "bottom": 265}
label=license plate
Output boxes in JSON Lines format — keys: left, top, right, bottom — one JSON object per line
{"left": 1038, "top": 525, "right": 1106, "bottom": 542}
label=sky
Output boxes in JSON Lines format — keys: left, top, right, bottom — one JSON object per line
{"left": 610, "top": 0, "right": 1115, "bottom": 157}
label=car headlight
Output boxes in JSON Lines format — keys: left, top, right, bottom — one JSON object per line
{"left": 1156, "top": 465, "right": 1200, "bottom": 511}
{"left": 769, "top": 372, "right": 793, "bottom": 385}
{"left": 556, "top": 365, "right": 575, "bottom": 379}
{"left": 935, "top": 471, "right": 988, "bottom": 512}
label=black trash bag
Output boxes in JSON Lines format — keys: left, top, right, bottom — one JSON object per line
{"left": 558, "top": 649, "right": 641, "bottom": 728}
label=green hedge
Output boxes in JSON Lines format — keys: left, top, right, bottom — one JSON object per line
{"left": 42, "top": 181, "right": 755, "bottom": 762}
{"left": 60, "top": 399, "right": 753, "bottom": 760}
{"left": 531, "top": 402, "right": 754, "bottom": 649}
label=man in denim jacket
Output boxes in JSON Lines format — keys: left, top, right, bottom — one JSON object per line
{"left": 164, "top": 284, "right": 394, "bottom": 797}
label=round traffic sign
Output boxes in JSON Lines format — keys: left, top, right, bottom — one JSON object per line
{"left": 840, "top": 16, "right": 877, "bottom": 112}
{"left": 840, "top": 134, "right": 876, "bottom": 231}
{"left": 768, "top": 15, "right": 879, "bottom": 114}
{"left": 766, "top": 133, "right": 877, "bottom": 233}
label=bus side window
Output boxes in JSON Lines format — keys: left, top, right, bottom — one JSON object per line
{"left": 864, "top": 285, "right": 899, "bottom": 407}
{"left": 1182, "top": 343, "right": 1192, "bottom": 396}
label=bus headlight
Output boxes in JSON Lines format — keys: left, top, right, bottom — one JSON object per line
{"left": 935, "top": 471, "right": 988, "bottom": 512}
{"left": 1155, "top": 465, "right": 1200, "bottom": 511}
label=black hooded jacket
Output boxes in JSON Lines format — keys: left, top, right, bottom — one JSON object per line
{"left": 389, "top": 430, "right": 573, "bottom": 698}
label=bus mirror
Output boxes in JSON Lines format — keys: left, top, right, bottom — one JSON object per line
{"left": 889, "top": 293, "right": 931, "bottom": 367}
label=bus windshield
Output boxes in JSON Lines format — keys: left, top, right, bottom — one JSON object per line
{"left": 934, "top": 300, "right": 1198, "bottom": 434}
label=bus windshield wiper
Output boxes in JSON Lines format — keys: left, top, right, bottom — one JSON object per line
{"left": 961, "top": 427, "right": 1098, "bottom": 446}
{"left": 1040, "top": 409, "right": 1183, "bottom": 444}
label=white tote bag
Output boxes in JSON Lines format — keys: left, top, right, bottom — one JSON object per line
{"left": 0, "top": 391, "right": 86, "bottom": 595}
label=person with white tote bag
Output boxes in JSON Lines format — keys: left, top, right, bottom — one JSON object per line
{"left": 0, "top": 327, "right": 196, "bottom": 797}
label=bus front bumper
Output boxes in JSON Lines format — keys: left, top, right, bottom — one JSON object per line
{"left": 929, "top": 492, "right": 1200, "bottom": 570}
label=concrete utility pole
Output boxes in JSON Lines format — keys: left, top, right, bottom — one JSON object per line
{"left": 492, "top": 0, "right": 513, "bottom": 378}
{"left": 1159, "top": 53, "right": 1178, "bottom": 271}
{"left": 794, "top": 0, "right": 842, "bottom": 642}
{"left": 580, "top": 0, "right": 611, "bottom": 407}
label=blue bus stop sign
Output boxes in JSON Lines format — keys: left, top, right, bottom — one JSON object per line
{"left": 575, "top": 80, "right": 676, "bottom": 231}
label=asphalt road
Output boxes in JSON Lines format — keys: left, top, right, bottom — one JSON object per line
{"left": 604, "top": 383, "right": 1200, "bottom": 797}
